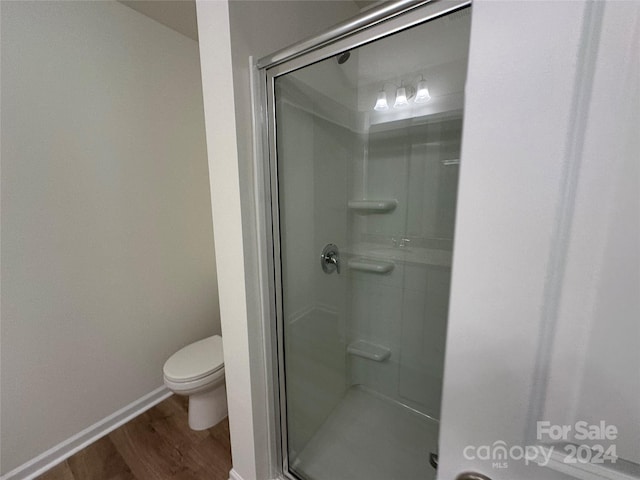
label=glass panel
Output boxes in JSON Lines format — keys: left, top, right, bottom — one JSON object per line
{"left": 274, "top": 8, "right": 471, "bottom": 480}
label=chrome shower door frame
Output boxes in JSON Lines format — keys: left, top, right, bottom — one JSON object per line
{"left": 255, "top": 1, "right": 470, "bottom": 478}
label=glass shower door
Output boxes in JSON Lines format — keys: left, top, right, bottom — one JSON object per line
{"left": 269, "top": 6, "right": 471, "bottom": 480}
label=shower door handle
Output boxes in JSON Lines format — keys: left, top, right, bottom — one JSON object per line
{"left": 455, "top": 473, "right": 492, "bottom": 480}
{"left": 320, "top": 244, "right": 340, "bottom": 274}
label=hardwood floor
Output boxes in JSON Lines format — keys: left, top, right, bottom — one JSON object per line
{"left": 37, "top": 395, "right": 232, "bottom": 480}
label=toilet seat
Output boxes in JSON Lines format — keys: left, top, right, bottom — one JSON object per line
{"left": 164, "top": 367, "right": 224, "bottom": 395}
{"left": 163, "top": 335, "right": 224, "bottom": 384}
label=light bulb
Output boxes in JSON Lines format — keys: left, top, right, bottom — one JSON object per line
{"left": 393, "top": 87, "right": 409, "bottom": 108}
{"left": 415, "top": 79, "right": 431, "bottom": 103}
{"left": 374, "top": 90, "right": 389, "bottom": 111}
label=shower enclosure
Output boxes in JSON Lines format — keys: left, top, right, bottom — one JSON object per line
{"left": 251, "top": 1, "right": 640, "bottom": 479}
{"left": 259, "top": 2, "right": 471, "bottom": 479}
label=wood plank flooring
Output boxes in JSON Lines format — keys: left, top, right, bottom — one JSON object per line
{"left": 37, "top": 395, "right": 232, "bottom": 480}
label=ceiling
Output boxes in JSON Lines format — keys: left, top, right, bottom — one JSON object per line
{"left": 118, "top": 0, "right": 199, "bottom": 41}
{"left": 118, "top": 0, "right": 378, "bottom": 43}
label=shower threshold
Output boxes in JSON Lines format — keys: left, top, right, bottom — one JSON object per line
{"left": 290, "top": 385, "right": 439, "bottom": 480}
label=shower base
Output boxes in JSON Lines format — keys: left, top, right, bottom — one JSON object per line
{"left": 291, "top": 385, "right": 439, "bottom": 480}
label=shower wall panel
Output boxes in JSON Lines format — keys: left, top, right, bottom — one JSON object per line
{"left": 347, "top": 117, "right": 461, "bottom": 419}
{"left": 277, "top": 80, "right": 355, "bottom": 456}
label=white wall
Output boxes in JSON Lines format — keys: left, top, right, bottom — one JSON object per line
{"left": 196, "top": 1, "right": 359, "bottom": 478}
{"left": 439, "top": 2, "right": 589, "bottom": 478}
{"left": 542, "top": 0, "right": 640, "bottom": 466}
{"left": 0, "top": 1, "right": 219, "bottom": 474}
{"left": 439, "top": 1, "right": 639, "bottom": 479}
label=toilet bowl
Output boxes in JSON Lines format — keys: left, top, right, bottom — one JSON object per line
{"left": 163, "top": 335, "right": 227, "bottom": 430}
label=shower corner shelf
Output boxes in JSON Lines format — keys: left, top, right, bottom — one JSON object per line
{"left": 348, "top": 257, "right": 394, "bottom": 274}
{"left": 347, "top": 340, "right": 391, "bottom": 362}
{"left": 347, "top": 199, "right": 397, "bottom": 214}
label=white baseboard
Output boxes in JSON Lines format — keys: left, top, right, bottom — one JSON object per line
{"left": 228, "top": 468, "right": 245, "bottom": 480}
{"left": 1, "top": 386, "right": 172, "bottom": 480}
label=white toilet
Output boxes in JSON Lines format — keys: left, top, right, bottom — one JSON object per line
{"left": 163, "top": 335, "right": 227, "bottom": 430}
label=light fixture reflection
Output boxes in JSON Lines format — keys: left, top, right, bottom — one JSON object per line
{"left": 374, "top": 90, "right": 389, "bottom": 111}
{"left": 393, "top": 87, "right": 409, "bottom": 108}
{"left": 415, "top": 78, "right": 431, "bottom": 103}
